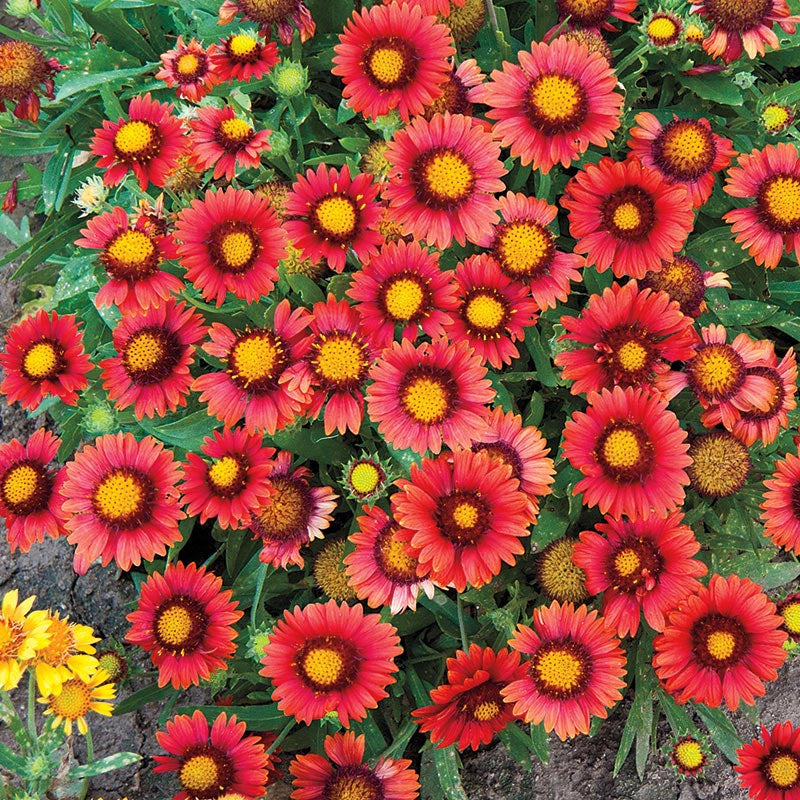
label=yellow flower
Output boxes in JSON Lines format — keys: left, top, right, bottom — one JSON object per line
{"left": 40, "top": 669, "right": 115, "bottom": 735}
{"left": 0, "top": 589, "right": 51, "bottom": 690}
{"left": 33, "top": 612, "right": 100, "bottom": 697}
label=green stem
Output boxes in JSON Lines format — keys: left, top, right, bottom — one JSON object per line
{"left": 287, "top": 99, "right": 305, "bottom": 167}
{"left": 456, "top": 594, "right": 469, "bottom": 651}
{"left": 266, "top": 719, "right": 296, "bottom": 755}
{"left": 27, "top": 671, "right": 36, "bottom": 740}
{"left": 251, "top": 562, "right": 269, "bottom": 627}
{"left": 201, "top": 542, "right": 226, "bottom": 570}
{"left": 78, "top": 728, "right": 94, "bottom": 800}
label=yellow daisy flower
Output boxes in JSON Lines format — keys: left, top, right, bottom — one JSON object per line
{"left": 0, "top": 589, "right": 51, "bottom": 690}
{"left": 40, "top": 669, "right": 115, "bottom": 735}
{"left": 33, "top": 612, "right": 100, "bottom": 697}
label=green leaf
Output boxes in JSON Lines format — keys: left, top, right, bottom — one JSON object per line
{"left": 658, "top": 690, "right": 695, "bottom": 735}
{"left": 67, "top": 752, "right": 141, "bottom": 779}
{"left": 175, "top": 704, "right": 287, "bottom": 730}
{"left": 136, "top": 409, "right": 214, "bottom": 452}
{"left": 113, "top": 683, "right": 173, "bottom": 715}
{"left": 530, "top": 722, "right": 550, "bottom": 764}
{"left": 55, "top": 64, "right": 154, "bottom": 101}
{"left": 695, "top": 704, "right": 742, "bottom": 762}
{"left": 0, "top": 742, "right": 26, "bottom": 774}
{"left": 681, "top": 74, "right": 743, "bottom": 106}
{"left": 431, "top": 746, "right": 469, "bottom": 800}
{"left": 498, "top": 724, "right": 534, "bottom": 771}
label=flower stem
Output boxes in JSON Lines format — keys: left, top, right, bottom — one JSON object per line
{"left": 266, "top": 719, "right": 296, "bottom": 754}
{"left": 251, "top": 561, "right": 269, "bottom": 627}
{"left": 78, "top": 728, "right": 94, "bottom": 800}
{"left": 457, "top": 593, "right": 469, "bottom": 651}
{"left": 27, "top": 671, "right": 37, "bottom": 740}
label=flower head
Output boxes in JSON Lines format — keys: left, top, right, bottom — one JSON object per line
{"left": 156, "top": 37, "right": 220, "bottom": 102}
{"left": 554, "top": 0, "right": 637, "bottom": 30}
{"left": 535, "top": 538, "right": 589, "bottom": 604}
{"left": 33, "top": 612, "right": 98, "bottom": 697}
{"left": 762, "top": 451, "right": 800, "bottom": 555}
{"left": 211, "top": 31, "right": 279, "bottom": 82}
{"left": 217, "top": 0, "right": 315, "bottom": 45}
{"left": 638, "top": 255, "right": 730, "bottom": 318}
{"left": 687, "top": 430, "right": 751, "bottom": 498}
{"left": 0, "top": 590, "right": 50, "bottom": 690}
{"left": 0, "top": 40, "right": 65, "bottom": 122}
{"left": 737, "top": 722, "right": 800, "bottom": 800}
{"left": 40, "top": 669, "right": 115, "bottom": 735}
{"left": 669, "top": 736, "right": 710, "bottom": 778}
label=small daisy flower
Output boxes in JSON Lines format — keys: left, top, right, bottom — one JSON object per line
{"left": 211, "top": 31, "right": 279, "bottom": 83}
{"left": 40, "top": 669, "right": 115, "bottom": 735}
{"left": 156, "top": 37, "right": 220, "bottom": 102}
{"left": 669, "top": 736, "right": 710, "bottom": 778}
{"left": 0, "top": 590, "right": 51, "bottom": 691}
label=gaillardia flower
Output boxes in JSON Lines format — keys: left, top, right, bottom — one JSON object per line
{"left": 554, "top": 0, "right": 637, "bottom": 30}
{"left": 536, "top": 538, "right": 589, "bottom": 604}
{"left": 762, "top": 451, "right": 800, "bottom": 555}
{"left": 40, "top": 669, "right": 115, "bottom": 735}
{"left": 60, "top": 432, "right": 185, "bottom": 574}
{"left": 211, "top": 31, "right": 280, "bottom": 83}
{"left": 189, "top": 106, "right": 271, "bottom": 180}
{"left": 422, "top": 58, "right": 484, "bottom": 118}
{"left": 723, "top": 143, "right": 800, "bottom": 268}
{"left": 180, "top": 427, "right": 274, "bottom": 530}
{"left": 290, "top": 731, "right": 420, "bottom": 800}
{"left": 33, "top": 612, "right": 98, "bottom": 697}
{"left": 392, "top": 449, "right": 532, "bottom": 592}
{"left": 0, "top": 428, "right": 66, "bottom": 553}
{"left": 563, "top": 157, "right": 695, "bottom": 279}
{"left": 366, "top": 337, "right": 494, "bottom": 455}
{"left": 777, "top": 593, "right": 800, "bottom": 641}
{"left": 555, "top": 281, "right": 698, "bottom": 395}
{"left": 736, "top": 721, "right": 800, "bottom": 800}
{"left": 643, "top": 10, "right": 684, "bottom": 46}
{"left": 250, "top": 450, "right": 338, "bottom": 569}
{"left": 313, "top": 539, "right": 357, "bottom": 602}
{"left": 474, "top": 192, "right": 584, "bottom": 310}
{"left": 502, "top": 602, "right": 627, "bottom": 741}
{"left": 100, "top": 299, "right": 207, "bottom": 419}
{"left": 687, "top": 430, "right": 751, "bottom": 499}
{"left": 333, "top": 2, "right": 455, "bottom": 121}
{"left": 341, "top": 454, "right": 391, "bottom": 503}
{"left": 653, "top": 574, "right": 787, "bottom": 710}
{"left": 154, "top": 710, "right": 269, "bottom": 800}
{"left": 90, "top": 93, "right": 185, "bottom": 190}
{"left": 345, "top": 504, "right": 434, "bottom": 614}
{"left": 0, "top": 309, "right": 92, "bottom": 411}
{"left": 259, "top": 600, "right": 401, "bottom": 726}
{"left": 75, "top": 205, "right": 183, "bottom": 314}
{"left": 690, "top": 0, "right": 799, "bottom": 62}
{"left": 156, "top": 37, "right": 220, "bottom": 102}
{"left": 474, "top": 38, "right": 623, "bottom": 173}
{"left": 413, "top": 645, "right": 525, "bottom": 751}
{"left": 217, "top": 0, "right": 315, "bottom": 45}
{"left": 562, "top": 386, "right": 691, "bottom": 519}
{"left": 284, "top": 164, "right": 382, "bottom": 273}
{"left": 192, "top": 300, "right": 312, "bottom": 435}
{"left": 0, "top": 40, "right": 65, "bottom": 122}
{"left": 573, "top": 512, "right": 707, "bottom": 637}
{"left": 0, "top": 590, "right": 51, "bottom": 690}
{"left": 175, "top": 187, "right": 287, "bottom": 306}
{"left": 638, "top": 254, "right": 730, "bottom": 318}
{"left": 383, "top": 112, "right": 507, "bottom": 249}
{"left": 669, "top": 735, "right": 710, "bottom": 778}
{"left": 126, "top": 561, "right": 243, "bottom": 689}
{"left": 628, "top": 113, "right": 735, "bottom": 208}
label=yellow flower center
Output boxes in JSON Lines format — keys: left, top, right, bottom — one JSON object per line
{"left": 40, "top": 617, "right": 74, "bottom": 666}
{"left": 537, "top": 538, "right": 588, "bottom": 604}
{"left": 451, "top": 500, "right": 479, "bottom": 529}
{"left": 314, "top": 540, "right": 356, "bottom": 601}
{"left": 647, "top": 15, "right": 679, "bottom": 42}
{"left": 107, "top": 230, "right": 156, "bottom": 266}
{"left": 327, "top": 773, "right": 381, "bottom": 800}
{"left": 49, "top": 679, "right": 91, "bottom": 720}
{"left": 422, "top": 151, "right": 473, "bottom": 201}
{"left": 349, "top": 462, "right": 381, "bottom": 495}
{"left": 256, "top": 477, "right": 305, "bottom": 537}
{"left": 2, "top": 464, "right": 39, "bottom": 505}
{"left": 400, "top": 376, "right": 449, "bottom": 423}
{"left": 685, "top": 22, "right": 705, "bottom": 41}
{"left": 301, "top": 646, "right": 344, "bottom": 688}
{"left": 465, "top": 293, "right": 505, "bottom": 331}
{"left": 496, "top": 221, "right": 553, "bottom": 277}
{"left": 229, "top": 33, "right": 258, "bottom": 57}
{"left": 706, "top": 630, "right": 736, "bottom": 661}
{"left": 659, "top": 257, "right": 694, "bottom": 287}
{"left": 614, "top": 547, "right": 641, "bottom": 577}
{"left": 231, "top": 334, "right": 280, "bottom": 386}
{"left": 180, "top": 754, "right": 220, "bottom": 793}
{"left": 616, "top": 340, "right": 648, "bottom": 372}
{"left": 761, "top": 104, "right": 790, "bottom": 132}
{"left": 23, "top": 342, "right": 58, "bottom": 379}
{"left": 762, "top": 175, "right": 800, "bottom": 227}
{"left": 156, "top": 605, "right": 194, "bottom": 647}
{"left": 473, "top": 700, "right": 501, "bottom": 721}
{"left": 528, "top": 74, "right": 583, "bottom": 123}
{"left": 674, "top": 740, "right": 704, "bottom": 770}
{"left": 378, "top": 530, "right": 417, "bottom": 578}
{"left": 612, "top": 202, "right": 641, "bottom": 231}
{"left": 314, "top": 336, "right": 365, "bottom": 383}
{"left": 767, "top": 755, "right": 800, "bottom": 788}
{"left": 602, "top": 429, "right": 641, "bottom": 469}
{"left": 314, "top": 196, "right": 357, "bottom": 238}
{"left": 219, "top": 117, "right": 252, "bottom": 142}
{"left": 0, "top": 620, "right": 24, "bottom": 660}
{"left": 688, "top": 432, "right": 750, "bottom": 498}
{"left": 658, "top": 121, "right": 714, "bottom": 176}
{"left": 384, "top": 278, "right": 424, "bottom": 321}
{"left": 176, "top": 53, "right": 200, "bottom": 76}
{"left": 93, "top": 473, "right": 143, "bottom": 520}
{"left": 368, "top": 46, "right": 406, "bottom": 86}
{"left": 124, "top": 331, "right": 164, "bottom": 373}
{"left": 535, "top": 649, "right": 583, "bottom": 692}
{"left": 220, "top": 231, "right": 255, "bottom": 269}
{"left": 691, "top": 346, "right": 740, "bottom": 396}
{"left": 782, "top": 602, "right": 800, "bottom": 635}
{"left": 114, "top": 121, "right": 155, "bottom": 156}
{"left": 207, "top": 456, "right": 242, "bottom": 490}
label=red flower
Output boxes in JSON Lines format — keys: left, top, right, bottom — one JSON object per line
{"left": 366, "top": 338, "right": 494, "bottom": 455}
{"left": 192, "top": 300, "right": 312, "bottom": 435}
{"left": 502, "top": 602, "right": 627, "bottom": 740}
{"left": 211, "top": 32, "right": 280, "bottom": 83}
{"left": 0, "top": 40, "right": 65, "bottom": 123}
{"left": 384, "top": 113, "right": 506, "bottom": 249}
{"left": 554, "top": 281, "right": 699, "bottom": 395}
{"left": 154, "top": 710, "right": 269, "bottom": 800}
{"left": 572, "top": 512, "right": 707, "bottom": 637}
{"left": 347, "top": 239, "right": 458, "bottom": 350}
{"left": 179, "top": 427, "right": 275, "bottom": 530}
{"left": 762, "top": 451, "right": 800, "bottom": 555}
{"left": 2, "top": 178, "right": 17, "bottom": 214}
{"left": 474, "top": 192, "right": 584, "bottom": 310}
{"left": 736, "top": 722, "right": 800, "bottom": 800}
{"left": 175, "top": 187, "right": 287, "bottom": 306}
{"left": 724, "top": 143, "right": 800, "bottom": 269}
{"left": 627, "top": 113, "right": 735, "bottom": 208}
{"left": 90, "top": 93, "right": 185, "bottom": 190}
{"left": 344, "top": 505, "right": 434, "bottom": 614}
{"left": 422, "top": 58, "right": 485, "bottom": 119}
{"left": 250, "top": 450, "right": 338, "bottom": 569}
{"left": 562, "top": 386, "right": 691, "bottom": 519}
{"left": 156, "top": 37, "right": 220, "bottom": 102}
{"left": 126, "top": 561, "right": 243, "bottom": 689}
{"left": 333, "top": 2, "right": 454, "bottom": 121}
{"left": 553, "top": 0, "right": 636, "bottom": 30}
{"left": 290, "top": 731, "right": 419, "bottom": 800}
{"left": 0, "top": 310, "right": 92, "bottom": 411}
{"left": 260, "top": 599, "right": 401, "bottom": 726}
{"left": 413, "top": 645, "right": 526, "bottom": 751}
{"left": 473, "top": 37, "right": 623, "bottom": 173}
{"left": 60, "top": 433, "right": 185, "bottom": 574}
{"left": 0, "top": 429, "right": 66, "bottom": 554}
{"left": 75, "top": 206, "right": 183, "bottom": 315}
{"left": 189, "top": 106, "right": 271, "bottom": 180}
{"left": 446, "top": 254, "right": 538, "bottom": 369}
{"left": 99, "top": 299, "right": 206, "bottom": 419}
{"left": 217, "top": 0, "right": 315, "bottom": 45}
{"left": 392, "top": 449, "right": 532, "bottom": 592}
{"left": 284, "top": 164, "right": 382, "bottom": 273}
{"left": 562, "top": 157, "right": 695, "bottom": 279}
{"left": 653, "top": 574, "right": 787, "bottom": 710}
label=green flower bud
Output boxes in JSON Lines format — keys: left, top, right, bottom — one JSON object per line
{"left": 270, "top": 61, "right": 308, "bottom": 98}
